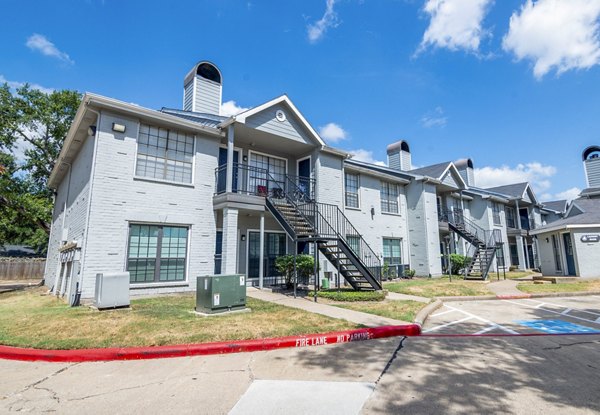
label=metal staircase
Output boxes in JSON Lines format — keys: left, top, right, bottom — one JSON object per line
{"left": 440, "top": 209, "right": 502, "bottom": 280}
{"left": 265, "top": 175, "right": 382, "bottom": 291}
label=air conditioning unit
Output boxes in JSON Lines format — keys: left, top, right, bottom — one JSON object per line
{"left": 94, "top": 272, "right": 130, "bottom": 310}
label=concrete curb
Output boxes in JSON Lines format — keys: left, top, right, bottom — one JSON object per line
{"left": 0, "top": 324, "right": 421, "bottom": 363}
{"left": 528, "top": 290, "right": 600, "bottom": 299}
{"left": 414, "top": 299, "right": 443, "bottom": 326}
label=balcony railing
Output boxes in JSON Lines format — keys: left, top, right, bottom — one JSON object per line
{"left": 214, "top": 163, "right": 315, "bottom": 200}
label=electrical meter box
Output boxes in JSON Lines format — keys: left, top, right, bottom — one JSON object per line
{"left": 196, "top": 275, "right": 246, "bottom": 314}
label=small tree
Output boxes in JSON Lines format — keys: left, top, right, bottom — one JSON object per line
{"left": 449, "top": 254, "right": 471, "bottom": 275}
{"left": 275, "top": 254, "right": 315, "bottom": 288}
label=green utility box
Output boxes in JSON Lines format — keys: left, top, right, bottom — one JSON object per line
{"left": 196, "top": 275, "right": 246, "bottom": 314}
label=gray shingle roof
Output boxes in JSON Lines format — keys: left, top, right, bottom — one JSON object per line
{"left": 542, "top": 200, "right": 568, "bottom": 213}
{"left": 580, "top": 187, "right": 600, "bottom": 196}
{"left": 409, "top": 162, "right": 451, "bottom": 179}
{"left": 535, "top": 198, "right": 600, "bottom": 232}
{"left": 160, "top": 108, "right": 225, "bottom": 128}
{"left": 484, "top": 182, "right": 529, "bottom": 198}
{"left": 344, "top": 158, "right": 415, "bottom": 181}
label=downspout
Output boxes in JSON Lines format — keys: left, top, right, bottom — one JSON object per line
{"left": 73, "top": 105, "right": 101, "bottom": 306}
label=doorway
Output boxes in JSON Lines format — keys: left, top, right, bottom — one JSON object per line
{"left": 247, "top": 231, "right": 287, "bottom": 286}
{"left": 562, "top": 233, "right": 576, "bottom": 276}
{"left": 217, "top": 148, "right": 239, "bottom": 193}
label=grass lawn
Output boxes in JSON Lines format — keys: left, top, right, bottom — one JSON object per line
{"left": 0, "top": 288, "right": 358, "bottom": 349}
{"left": 487, "top": 271, "right": 535, "bottom": 280}
{"left": 312, "top": 288, "right": 387, "bottom": 302}
{"left": 384, "top": 276, "right": 492, "bottom": 298}
{"left": 335, "top": 300, "right": 423, "bottom": 323}
{"left": 517, "top": 279, "right": 600, "bottom": 294}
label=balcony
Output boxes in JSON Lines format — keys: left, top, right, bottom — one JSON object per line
{"left": 213, "top": 163, "right": 315, "bottom": 205}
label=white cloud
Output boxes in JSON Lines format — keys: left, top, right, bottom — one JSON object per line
{"left": 307, "top": 0, "right": 340, "bottom": 43}
{"left": 318, "top": 122, "right": 348, "bottom": 143}
{"left": 220, "top": 100, "right": 249, "bottom": 117}
{"left": 0, "top": 75, "right": 54, "bottom": 94}
{"left": 421, "top": 106, "right": 448, "bottom": 128}
{"left": 25, "top": 34, "right": 74, "bottom": 64}
{"left": 503, "top": 0, "right": 600, "bottom": 79}
{"left": 474, "top": 162, "right": 557, "bottom": 193}
{"left": 348, "top": 149, "right": 386, "bottom": 166}
{"left": 419, "top": 0, "right": 493, "bottom": 53}
{"left": 541, "top": 187, "right": 582, "bottom": 202}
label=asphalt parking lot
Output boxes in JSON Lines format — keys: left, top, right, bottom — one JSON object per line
{"left": 423, "top": 295, "right": 600, "bottom": 335}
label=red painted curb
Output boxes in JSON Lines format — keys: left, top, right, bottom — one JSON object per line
{"left": 0, "top": 324, "right": 421, "bottom": 363}
{"left": 496, "top": 294, "right": 532, "bottom": 300}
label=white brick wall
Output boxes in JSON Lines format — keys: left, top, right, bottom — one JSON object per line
{"left": 78, "top": 111, "right": 220, "bottom": 299}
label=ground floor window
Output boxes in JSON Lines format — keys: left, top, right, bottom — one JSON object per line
{"left": 127, "top": 224, "right": 188, "bottom": 283}
{"left": 346, "top": 235, "right": 361, "bottom": 256}
{"left": 509, "top": 244, "right": 519, "bottom": 266}
{"left": 382, "top": 238, "right": 402, "bottom": 265}
{"left": 247, "top": 231, "right": 287, "bottom": 280}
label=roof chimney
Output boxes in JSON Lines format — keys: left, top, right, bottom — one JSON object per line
{"left": 183, "top": 61, "right": 222, "bottom": 114}
{"left": 387, "top": 140, "right": 411, "bottom": 171}
{"left": 455, "top": 158, "right": 475, "bottom": 187}
{"left": 583, "top": 146, "right": 600, "bottom": 188}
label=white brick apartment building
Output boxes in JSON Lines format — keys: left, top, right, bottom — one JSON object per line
{"left": 45, "top": 61, "right": 569, "bottom": 303}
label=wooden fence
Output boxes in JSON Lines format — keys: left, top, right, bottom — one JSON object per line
{"left": 0, "top": 260, "right": 46, "bottom": 280}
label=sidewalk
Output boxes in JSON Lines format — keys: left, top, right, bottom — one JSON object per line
{"left": 386, "top": 291, "right": 430, "bottom": 303}
{"left": 247, "top": 288, "right": 410, "bottom": 326}
{"left": 487, "top": 279, "right": 525, "bottom": 297}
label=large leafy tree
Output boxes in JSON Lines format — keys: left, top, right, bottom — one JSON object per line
{"left": 0, "top": 84, "right": 81, "bottom": 252}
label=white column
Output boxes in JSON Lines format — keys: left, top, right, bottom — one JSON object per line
{"left": 516, "top": 236, "right": 527, "bottom": 271}
{"left": 259, "top": 212, "right": 265, "bottom": 289}
{"left": 226, "top": 125, "right": 234, "bottom": 193}
{"left": 221, "top": 207, "right": 239, "bottom": 274}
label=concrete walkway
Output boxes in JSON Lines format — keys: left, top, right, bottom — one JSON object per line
{"left": 487, "top": 279, "right": 523, "bottom": 297}
{"left": 386, "top": 291, "right": 430, "bottom": 303}
{"left": 247, "top": 288, "right": 409, "bottom": 326}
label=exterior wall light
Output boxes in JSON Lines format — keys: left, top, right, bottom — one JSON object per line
{"left": 112, "top": 123, "right": 126, "bottom": 133}
{"left": 241, "top": 234, "right": 246, "bottom": 241}
{"left": 87, "top": 125, "right": 97, "bottom": 136}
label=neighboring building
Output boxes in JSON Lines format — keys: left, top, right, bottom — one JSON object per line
{"left": 44, "top": 60, "right": 571, "bottom": 303}
{"left": 531, "top": 198, "right": 600, "bottom": 278}
{"left": 531, "top": 146, "right": 600, "bottom": 279}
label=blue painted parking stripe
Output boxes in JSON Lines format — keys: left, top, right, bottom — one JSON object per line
{"left": 516, "top": 319, "right": 600, "bottom": 334}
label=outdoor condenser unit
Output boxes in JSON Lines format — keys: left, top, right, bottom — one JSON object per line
{"left": 94, "top": 272, "right": 130, "bottom": 309}
{"left": 196, "top": 275, "right": 246, "bottom": 314}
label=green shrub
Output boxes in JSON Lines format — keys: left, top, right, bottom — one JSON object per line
{"left": 312, "top": 289, "right": 387, "bottom": 302}
{"left": 449, "top": 254, "right": 471, "bottom": 275}
{"left": 404, "top": 269, "right": 416, "bottom": 278}
{"left": 275, "top": 254, "right": 315, "bottom": 287}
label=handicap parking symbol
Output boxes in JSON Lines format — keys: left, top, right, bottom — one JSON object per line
{"left": 516, "top": 319, "right": 600, "bottom": 334}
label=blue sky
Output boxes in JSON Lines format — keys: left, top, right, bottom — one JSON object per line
{"left": 2, "top": 0, "right": 600, "bottom": 201}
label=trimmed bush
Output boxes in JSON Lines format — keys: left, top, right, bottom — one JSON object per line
{"left": 312, "top": 289, "right": 387, "bottom": 302}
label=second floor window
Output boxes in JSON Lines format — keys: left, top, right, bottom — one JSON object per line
{"left": 136, "top": 124, "right": 194, "bottom": 183}
{"left": 381, "top": 182, "right": 399, "bottom": 214}
{"left": 492, "top": 203, "right": 502, "bottom": 225}
{"left": 505, "top": 207, "right": 516, "bottom": 228}
{"left": 345, "top": 173, "right": 359, "bottom": 208}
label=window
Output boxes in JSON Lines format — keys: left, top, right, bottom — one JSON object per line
{"left": 127, "top": 224, "right": 188, "bottom": 284}
{"left": 552, "top": 234, "right": 562, "bottom": 272}
{"left": 492, "top": 203, "right": 502, "bottom": 225}
{"left": 136, "top": 124, "right": 194, "bottom": 183}
{"left": 383, "top": 238, "right": 402, "bottom": 265}
{"left": 505, "top": 207, "right": 516, "bottom": 228}
{"left": 249, "top": 153, "right": 286, "bottom": 195}
{"left": 381, "top": 182, "right": 399, "bottom": 214}
{"left": 345, "top": 173, "right": 359, "bottom": 208}
{"left": 346, "top": 235, "right": 361, "bottom": 255}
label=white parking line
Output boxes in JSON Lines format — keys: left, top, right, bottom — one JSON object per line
{"left": 430, "top": 309, "right": 456, "bottom": 318}
{"left": 444, "top": 304, "right": 519, "bottom": 334}
{"left": 474, "top": 326, "right": 500, "bottom": 335}
{"left": 423, "top": 317, "right": 473, "bottom": 333}
{"left": 502, "top": 299, "right": 600, "bottom": 326}
{"left": 522, "top": 298, "right": 600, "bottom": 317}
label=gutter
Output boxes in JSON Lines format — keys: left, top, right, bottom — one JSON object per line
{"left": 530, "top": 223, "right": 600, "bottom": 236}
